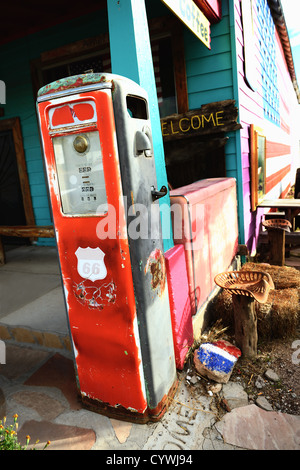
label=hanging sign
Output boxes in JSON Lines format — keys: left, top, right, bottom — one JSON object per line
{"left": 161, "top": 100, "right": 242, "bottom": 142}
{"left": 161, "top": 0, "right": 210, "bottom": 49}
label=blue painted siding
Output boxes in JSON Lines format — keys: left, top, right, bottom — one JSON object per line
{"left": 183, "top": 0, "right": 244, "bottom": 242}
{"left": 184, "top": 0, "right": 233, "bottom": 107}
{"left": 108, "top": 0, "right": 173, "bottom": 253}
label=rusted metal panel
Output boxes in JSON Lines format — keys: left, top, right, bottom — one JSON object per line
{"left": 112, "top": 79, "right": 176, "bottom": 412}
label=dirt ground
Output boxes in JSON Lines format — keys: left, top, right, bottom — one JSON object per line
{"left": 200, "top": 258, "right": 300, "bottom": 417}
{"left": 230, "top": 334, "right": 300, "bottom": 416}
{"left": 184, "top": 329, "right": 300, "bottom": 418}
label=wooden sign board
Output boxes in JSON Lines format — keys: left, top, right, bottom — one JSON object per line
{"left": 161, "top": 0, "right": 210, "bottom": 49}
{"left": 161, "top": 99, "right": 242, "bottom": 142}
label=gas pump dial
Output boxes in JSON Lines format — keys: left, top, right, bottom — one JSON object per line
{"left": 73, "top": 135, "right": 89, "bottom": 154}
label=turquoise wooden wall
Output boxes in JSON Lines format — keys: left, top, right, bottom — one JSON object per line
{"left": 108, "top": 0, "right": 173, "bottom": 252}
{"left": 183, "top": 0, "right": 244, "bottom": 243}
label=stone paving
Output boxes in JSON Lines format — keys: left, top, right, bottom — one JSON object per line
{"left": 0, "top": 245, "right": 299, "bottom": 451}
{"left": 1, "top": 343, "right": 299, "bottom": 450}
{"left": 217, "top": 404, "right": 300, "bottom": 450}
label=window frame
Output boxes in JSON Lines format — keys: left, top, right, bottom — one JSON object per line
{"left": 31, "top": 17, "right": 188, "bottom": 116}
{"left": 250, "top": 124, "right": 266, "bottom": 211}
{"left": 0, "top": 117, "right": 35, "bottom": 226}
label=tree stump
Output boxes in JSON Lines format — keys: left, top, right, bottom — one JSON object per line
{"left": 232, "top": 295, "right": 257, "bottom": 358}
{"left": 214, "top": 270, "right": 274, "bottom": 360}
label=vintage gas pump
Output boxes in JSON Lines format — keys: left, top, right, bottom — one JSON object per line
{"left": 37, "top": 73, "right": 177, "bottom": 422}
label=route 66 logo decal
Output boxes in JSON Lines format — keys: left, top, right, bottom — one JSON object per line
{"left": 75, "top": 247, "right": 107, "bottom": 282}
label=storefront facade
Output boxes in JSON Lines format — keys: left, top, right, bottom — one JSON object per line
{"left": 0, "top": 0, "right": 299, "bottom": 255}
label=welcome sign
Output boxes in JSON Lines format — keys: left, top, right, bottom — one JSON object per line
{"left": 161, "top": 100, "right": 242, "bottom": 141}
{"left": 161, "top": 0, "right": 210, "bottom": 49}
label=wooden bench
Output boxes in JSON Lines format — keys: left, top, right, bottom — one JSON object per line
{"left": 0, "top": 225, "right": 55, "bottom": 265}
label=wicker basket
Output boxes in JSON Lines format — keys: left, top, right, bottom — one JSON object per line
{"left": 214, "top": 271, "right": 275, "bottom": 303}
{"left": 262, "top": 218, "right": 292, "bottom": 232}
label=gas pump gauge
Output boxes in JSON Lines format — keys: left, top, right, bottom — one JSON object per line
{"left": 52, "top": 131, "right": 107, "bottom": 216}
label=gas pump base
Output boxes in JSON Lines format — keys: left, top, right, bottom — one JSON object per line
{"left": 80, "top": 379, "right": 179, "bottom": 424}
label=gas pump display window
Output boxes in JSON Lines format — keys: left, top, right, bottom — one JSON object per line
{"left": 52, "top": 131, "right": 108, "bottom": 216}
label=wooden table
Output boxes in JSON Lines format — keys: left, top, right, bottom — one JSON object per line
{"left": 258, "top": 199, "right": 300, "bottom": 226}
{"left": 258, "top": 199, "right": 300, "bottom": 264}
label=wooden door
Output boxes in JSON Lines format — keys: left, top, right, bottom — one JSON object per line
{"left": 0, "top": 118, "right": 35, "bottom": 244}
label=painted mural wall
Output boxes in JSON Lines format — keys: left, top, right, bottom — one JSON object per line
{"left": 183, "top": 0, "right": 299, "bottom": 252}
{"left": 234, "top": 0, "right": 299, "bottom": 253}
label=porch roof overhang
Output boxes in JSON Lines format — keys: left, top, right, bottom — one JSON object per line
{"left": 1, "top": 1, "right": 299, "bottom": 103}
{"left": 0, "top": 0, "right": 106, "bottom": 46}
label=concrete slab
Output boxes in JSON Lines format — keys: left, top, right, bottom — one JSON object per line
{"left": 0, "top": 246, "right": 62, "bottom": 320}
{"left": 24, "top": 353, "right": 80, "bottom": 410}
{"left": 12, "top": 390, "right": 66, "bottom": 421}
{"left": 0, "top": 271, "right": 62, "bottom": 318}
{"left": 2, "top": 343, "right": 300, "bottom": 451}
{"left": 3, "top": 246, "right": 60, "bottom": 275}
{"left": 143, "top": 381, "right": 217, "bottom": 450}
{"left": 0, "top": 286, "right": 67, "bottom": 333}
{"left": 0, "top": 344, "right": 50, "bottom": 381}
{"left": 0, "top": 246, "right": 68, "bottom": 343}
{"left": 1, "top": 246, "right": 300, "bottom": 450}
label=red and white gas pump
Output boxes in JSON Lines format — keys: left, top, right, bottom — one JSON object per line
{"left": 37, "top": 73, "right": 177, "bottom": 422}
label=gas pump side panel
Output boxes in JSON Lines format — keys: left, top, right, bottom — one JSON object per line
{"left": 37, "top": 90, "right": 148, "bottom": 414}
{"left": 111, "top": 81, "right": 177, "bottom": 410}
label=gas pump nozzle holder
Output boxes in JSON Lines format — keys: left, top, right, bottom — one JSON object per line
{"left": 37, "top": 73, "right": 177, "bottom": 423}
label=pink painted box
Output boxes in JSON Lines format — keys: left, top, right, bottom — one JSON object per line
{"left": 170, "top": 178, "right": 239, "bottom": 315}
{"left": 165, "top": 244, "right": 194, "bottom": 369}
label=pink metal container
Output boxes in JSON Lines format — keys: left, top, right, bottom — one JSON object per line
{"left": 170, "top": 178, "right": 238, "bottom": 315}
{"left": 165, "top": 244, "right": 194, "bottom": 369}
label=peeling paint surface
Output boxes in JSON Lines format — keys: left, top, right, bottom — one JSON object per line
{"left": 144, "top": 248, "right": 166, "bottom": 296}
{"left": 37, "top": 89, "right": 148, "bottom": 414}
{"left": 73, "top": 279, "right": 117, "bottom": 309}
{"left": 37, "top": 73, "right": 112, "bottom": 97}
